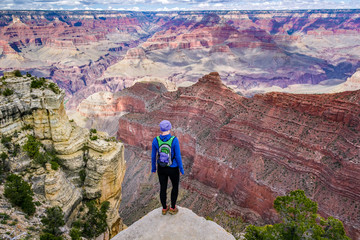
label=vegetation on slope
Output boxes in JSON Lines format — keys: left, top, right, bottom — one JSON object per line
{"left": 40, "top": 206, "right": 65, "bottom": 240}
{"left": 245, "top": 190, "right": 350, "bottom": 240}
{"left": 72, "top": 200, "right": 110, "bottom": 238}
{"left": 23, "top": 135, "right": 61, "bottom": 170}
{"left": 4, "top": 174, "right": 36, "bottom": 216}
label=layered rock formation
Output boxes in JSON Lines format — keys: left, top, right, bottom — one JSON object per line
{"left": 113, "top": 207, "right": 236, "bottom": 240}
{"left": 116, "top": 72, "right": 360, "bottom": 239}
{"left": 0, "top": 73, "right": 126, "bottom": 238}
{"left": 1, "top": 10, "right": 360, "bottom": 110}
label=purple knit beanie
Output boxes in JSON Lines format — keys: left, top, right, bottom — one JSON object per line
{"left": 159, "top": 120, "right": 172, "bottom": 132}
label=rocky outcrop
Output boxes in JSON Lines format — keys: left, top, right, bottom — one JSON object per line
{"left": 0, "top": 74, "right": 126, "bottom": 238}
{"left": 44, "top": 163, "right": 82, "bottom": 219}
{"left": 113, "top": 207, "right": 236, "bottom": 240}
{"left": 117, "top": 72, "right": 360, "bottom": 239}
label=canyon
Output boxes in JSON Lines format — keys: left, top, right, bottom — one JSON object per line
{"left": 1, "top": 10, "right": 360, "bottom": 109}
{"left": 2, "top": 8, "right": 360, "bottom": 239}
{"left": 113, "top": 72, "right": 360, "bottom": 239}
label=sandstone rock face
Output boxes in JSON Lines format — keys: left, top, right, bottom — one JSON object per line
{"left": 117, "top": 72, "right": 360, "bottom": 239}
{"left": 113, "top": 207, "right": 236, "bottom": 240}
{"left": 44, "top": 163, "right": 82, "bottom": 219}
{"left": 0, "top": 75, "right": 126, "bottom": 238}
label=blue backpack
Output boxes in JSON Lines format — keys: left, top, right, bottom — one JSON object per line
{"left": 156, "top": 136, "right": 175, "bottom": 167}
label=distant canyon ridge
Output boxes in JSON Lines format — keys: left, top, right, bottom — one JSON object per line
{"left": 1, "top": 9, "right": 360, "bottom": 109}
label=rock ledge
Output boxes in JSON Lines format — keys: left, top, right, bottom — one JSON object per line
{"left": 113, "top": 207, "right": 236, "bottom": 240}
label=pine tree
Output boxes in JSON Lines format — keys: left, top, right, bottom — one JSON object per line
{"left": 40, "top": 206, "right": 65, "bottom": 240}
{"left": 4, "top": 174, "right": 35, "bottom": 216}
{"left": 245, "top": 190, "right": 351, "bottom": 240}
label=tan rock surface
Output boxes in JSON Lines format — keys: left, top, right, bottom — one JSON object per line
{"left": 44, "top": 163, "right": 82, "bottom": 219}
{"left": 0, "top": 75, "right": 126, "bottom": 238}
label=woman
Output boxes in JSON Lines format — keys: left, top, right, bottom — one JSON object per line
{"left": 151, "top": 120, "right": 184, "bottom": 215}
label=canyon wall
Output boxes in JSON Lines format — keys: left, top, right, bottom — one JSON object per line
{"left": 0, "top": 74, "right": 126, "bottom": 239}
{"left": 116, "top": 72, "right": 360, "bottom": 239}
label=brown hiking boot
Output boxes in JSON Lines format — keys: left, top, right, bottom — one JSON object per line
{"left": 169, "top": 207, "right": 179, "bottom": 215}
{"left": 162, "top": 206, "right": 169, "bottom": 215}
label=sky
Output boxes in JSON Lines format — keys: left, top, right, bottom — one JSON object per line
{"left": 1, "top": 0, "right": 360, "bottom": 11}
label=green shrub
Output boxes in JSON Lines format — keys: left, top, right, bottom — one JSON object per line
{"left": 70, "top": 227, "right": 81, "bottom": 240}
{"left": 90, "top": 135, "right": 98, "bottom": 141}
{"left": 23, "top": 139, "right": 62, "bottom": 169}
{"left": 0, "top": 152, "right": 8, "bottom": 178}
{"left": 0, "top": 152, "right": 8, "bottom": 162}
{"left": 244, "top": 190, "right": 350, "bottom": 240}
{"left": 4, "top": 174, "right": 36, "bottom": 216}
{"left": 26, "top": 72, "right": 31, "bottom": 77}
{"left": 48, "top": 83, "right": 60, "bottom": 94}
{"left": 40, "top": 233, "right": 63, "bottom": 240}
{"left": 48, "top": 148, "right": 61, "bottom": 168}
{"left": 27, "top": 226, "right": 36, "bottom": 231}
{"left": 1, "top": 135, "right": 12, "bottom": 149}
{"left": 50, "top": 161, "right": 59, "bottom": 170}
{"left": 30, "top": 78, "right": 46, "bottom": 89}
{"left": 75, "top": 200, "right": 110, "bottom": 238}
{"left": 23, "top": 135, "right": 48, "bottom": 166}
{"left": 34, "top": 152, "right": 48, "bottom": 166}
{"left": 3, "top": 88, "right": 14, "bottom": 96}
{"left": 72, "top": 220, "right": 82, "bottom": 228}
{"left": 21, "top": 124, "right": 34, "bottom": 131}
{"left": 23, "top": 135, "right": 42, "bottom": 159}
{"left": 0, "top": 212, "right": 10, "bottom": 221}
{"left": 41, "top": 206, "right": 65, "bottom": 237}
{"left": 14, "top": 70, "right": 22, "bottom": 77}
{"left": 90, "top": 128, "right": 97, "bottom": 134}
{"left": 105, "top": 137, "right": 117, "bottom": 142}
{"left": 81, "top": 145, "right": 89, "bottom": 152}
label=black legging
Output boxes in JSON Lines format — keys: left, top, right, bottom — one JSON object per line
{"left": 157, "top": 165, "right": 180, "bottom": 209}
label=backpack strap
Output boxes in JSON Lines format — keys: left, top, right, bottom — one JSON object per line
{"left": 169, "top": 136, "right": 176, "bottom": 145}
{"left": 156, "top": 136, "right": 176, "bottom": 146}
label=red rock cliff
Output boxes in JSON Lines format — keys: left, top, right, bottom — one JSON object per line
{"left": 117, "top": 72, "right": 360, "bottom": 239}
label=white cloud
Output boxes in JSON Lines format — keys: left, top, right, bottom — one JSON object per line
{"left": 1, "top": 0, "right": 360, "bottom": 11}
{"left": 156, "top": 6, "right": 181, "bottom": 11}
{"left": 155, "top": 0, "right": 171, "bottom": 4}
{"left": 198, "top": 2, "right": 209, "bottom": 7}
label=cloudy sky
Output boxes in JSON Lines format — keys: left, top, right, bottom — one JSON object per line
{"left": 1, "top": 0, "right": 359, "bottom": 11}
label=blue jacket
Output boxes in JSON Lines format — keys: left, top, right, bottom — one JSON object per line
{"left": 151, "top": 134, "right": 184, "bottom": 175}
